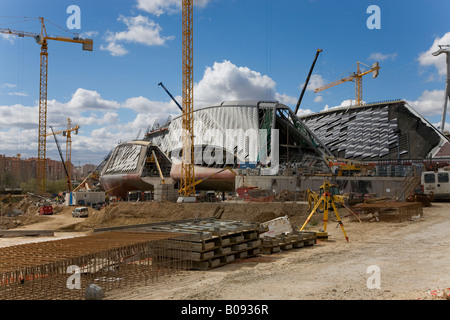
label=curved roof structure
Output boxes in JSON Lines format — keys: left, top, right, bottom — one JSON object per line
{"left": 300, "top": 100, "right": 450, "bottom": 161}
{"left": 146, "top": 100, "right": 334, "bottom": 174}
{"left": 100, "top": 100, "right": 336, "bottom": 197}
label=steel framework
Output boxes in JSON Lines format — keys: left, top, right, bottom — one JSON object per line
{"left": 180, "top": 0, "right": 196, "bottom": 197}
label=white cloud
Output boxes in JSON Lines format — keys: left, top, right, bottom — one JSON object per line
{"left": 194, "top": 60, "right": 278, "bottom": 107}
{"left": 296, "top": 108, "right": 314, "bottom": 117}
{"left": 0, "top": 104, "right": 37, "bottom": 130}
{"left": 100, "top": 41, "right": 128, "bottom": 57}
{"left": 0, "top": 34, "right": 15, "bottom": 44}
{"left": 302, "top": 74, "right": 326, "bottom": 92}
{"left": 275, "top": 93, "right": 297, "bottom": 105}
{"left": 65, "top": 88, "right": 121, "bottom": 111}
{"left": 321, "top": 99, "right": 365, "bottom": 112}
{"left": 314, "top": 95, "right": 323, "bottom": 103}
{"left": 136, "top": 0, "right": 212, "bottom": 16}
{"left": 8, "top": 92, "right": 28, "bottom": 97}
{"left": 406, "top": 89, "right": 447, "bottom": 117}
{"left": 0, "top": 60, "right": 300, "bottom": 163}
{"left": 1, "top": 83, "right": 16, "bottom": 89}
{"left": 432, "top": 121, "right": 450, "bottom": 132}
{"left": 79, "top": 31, "right": 99, "bottom": 39}
{"left": 101, "top": 15, "right": 174, "bottom": 56}
{"left": 368, "top": 52, "right": 398, "bottom": 62}
{"left": 418, "top": 32, "right": 450, "bottom": 77}
{"left": 124, "top": 96, "right": 181, "bottom": 120}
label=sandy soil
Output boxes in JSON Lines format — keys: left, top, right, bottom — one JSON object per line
{"left": 1, "top": 199, "right": 449, "bottom": 300}
{"left": 104, "top": 202, "right": 450, "bottom": 301}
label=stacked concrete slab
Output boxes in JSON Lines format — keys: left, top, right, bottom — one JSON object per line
{"left": 143, "top": 219, "right": 264, "bottom": 270}
{"left": 154, "top": 183, "right": 178, "bottom": 202}
{"left": 260, "top": 231, "right": 316, "bottom": 254}
{"left": 94, "top": 218, "right": 318, "bottom": 270}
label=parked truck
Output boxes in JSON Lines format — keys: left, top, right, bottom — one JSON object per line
{"left": 421, "top": 169, "right": 450, "bottom": 200}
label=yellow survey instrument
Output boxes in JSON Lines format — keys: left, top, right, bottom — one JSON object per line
{"left": 301, "top": 180, "right": 349, "bottom": 242}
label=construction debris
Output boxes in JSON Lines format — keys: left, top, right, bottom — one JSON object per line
{"left": 259, "top": 216, "right": 293, "bottom": 238}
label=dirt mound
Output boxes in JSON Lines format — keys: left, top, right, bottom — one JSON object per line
{"left": 75, "top": 201, "right": 315, "bottom": 231}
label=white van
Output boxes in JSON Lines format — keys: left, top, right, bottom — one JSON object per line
{"left": 72, "top": 207, "right": 89, "bottom": 218}
{"left": 421, "top": 170, "right": 450, "bottom": 200}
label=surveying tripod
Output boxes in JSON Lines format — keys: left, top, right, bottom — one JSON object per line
{"left": 300, "top": 181, "right": 349, "bottom": 242}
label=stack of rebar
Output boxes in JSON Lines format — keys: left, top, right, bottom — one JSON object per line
{"left": 0, "top": 231, "right": 191, "bottom": 300}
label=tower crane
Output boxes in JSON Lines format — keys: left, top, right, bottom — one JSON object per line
{"left": 179, "top": 0, "right": 196, "bottom": 200}
{"left": 314, "top": 61, "right": 380, "bottom": 107}
{"left": 45, "top": 118, "right": 79, "bottom": 187}
{"left": 0, "top": 17, "right": 93, "bottom": 194}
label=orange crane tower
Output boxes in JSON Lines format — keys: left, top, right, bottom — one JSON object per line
{"left": 314, "top": 61, "right": 380, "bottom": 107}
{"left": 179, "top": 0, "right": 196, "bottom": 199}
{"left": 0, "top": 17, "right": 93, "bottom": 194}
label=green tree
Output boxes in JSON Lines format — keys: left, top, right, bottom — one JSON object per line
{"left": 20, "top": 178, "right": 37, "bottom": 193}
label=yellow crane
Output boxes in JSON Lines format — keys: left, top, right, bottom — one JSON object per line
{"left": 45, "top": 118, "right": 79, "bottom": 187}
{"left": 314, "top": 61, "right": 380, "bottom": 107}
{"left": 0, "top": 17, "right": 93, "bottom": 194}
{"left": 179, "top": 0, "right": 196, "bottom": 199}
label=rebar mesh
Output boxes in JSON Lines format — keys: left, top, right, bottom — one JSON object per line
{"left": 0, "top": 231, "right": 191, "bottom": 300}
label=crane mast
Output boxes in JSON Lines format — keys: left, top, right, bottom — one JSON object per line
{"left": 180, "top": 0, "right": 196, "bottom": 199}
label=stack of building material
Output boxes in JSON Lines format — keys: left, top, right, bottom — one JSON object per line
{"left": 94, "top": 218, "right": 318, "bottom": 270}
{"left": 142, "top": 219, "right": 264, "bottom": 270}
{"left": 154, "top": 183, "right": 178, "bottom": 202}
{"left": 260, "top": 231, "right": 316, "bottom": 255}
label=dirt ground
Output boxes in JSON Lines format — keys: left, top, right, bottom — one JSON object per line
{"left": 1, "top": 198, "right": 449, "bottom": 300}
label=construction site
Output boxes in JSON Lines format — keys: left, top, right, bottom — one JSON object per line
{"left": 1, "top": 2, "right": 450, "bottom": 303}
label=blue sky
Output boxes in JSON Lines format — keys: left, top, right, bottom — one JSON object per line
{"left": 0, "top": 0, "right": 449, "bottom": 166}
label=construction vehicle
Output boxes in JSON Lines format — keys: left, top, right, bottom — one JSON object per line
{"left": 324, "top": 156, "right": 375, "bottom": 176}
{"left": 295, "top": 49, "right": 323, "bottom": 115}
{"left": 38, "top": 205, "right": 53, "bottom": 216}
{"left": 0, "top": 17, "right": 93, "bottom": 194}
{"left": 314, "top": 61, "right": 380, "bottom": 107}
